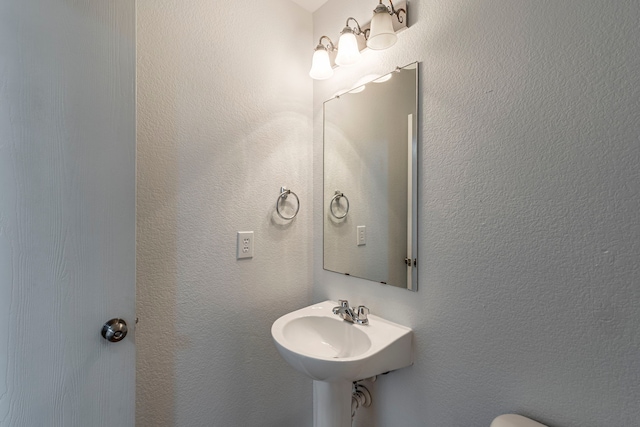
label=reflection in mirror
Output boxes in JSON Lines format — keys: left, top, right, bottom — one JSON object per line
{"left": 323, "top": 62, "right": 418, "bottom": 291}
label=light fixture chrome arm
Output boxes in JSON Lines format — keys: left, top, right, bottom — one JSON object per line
{"left": 375, "top": 0, "right": 406, "bottom": 23}
{"left": 316, "top": 35, "right": 337, "bottom": 52}
{"left": 343, "top": 17, "right": 370, "bottom": 40}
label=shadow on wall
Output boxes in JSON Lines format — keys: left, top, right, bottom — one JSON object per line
{"left": 135, "top": 8, "right": 180, "bottom": 423}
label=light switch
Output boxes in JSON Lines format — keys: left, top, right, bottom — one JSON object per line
{"left": 357, "top": 225, "right": 366, "bottom": 246}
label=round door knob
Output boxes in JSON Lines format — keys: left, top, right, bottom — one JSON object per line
{"left": 101, "top": 318, "right": 128, "bottom": 342}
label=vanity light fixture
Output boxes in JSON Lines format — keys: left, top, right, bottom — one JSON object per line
{"left": 335, "top": 18, "right": 368, "bottom": 66}
{"left": 368, "top": 0, "right": 406, "bottom": 50}
{"left": 309, "top": 0, "right": 408, "bottom": 80}
{"left": 309, "top": 36, "right": 336, "bottom": 80}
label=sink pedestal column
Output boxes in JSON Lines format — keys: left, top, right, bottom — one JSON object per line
{"left": 313, "top": 380, "right": 352, "bottom": 427}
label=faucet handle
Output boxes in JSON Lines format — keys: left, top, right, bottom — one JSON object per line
{"left": 356, "top": 306, "right": 369, "bottom": 324}
{"left": 333, "top": 299, "right": 349, "bottom": 315}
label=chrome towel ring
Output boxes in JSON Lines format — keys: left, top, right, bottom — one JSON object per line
{"left": 276, "top": 186, "right": 300, "bottom": 220}
{"left": 330, "top": 190, "right": 349, "bottom": 219}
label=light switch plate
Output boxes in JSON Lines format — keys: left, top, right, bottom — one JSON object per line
{"left": 357, "top": 225, "right": 366, "bottom": 246}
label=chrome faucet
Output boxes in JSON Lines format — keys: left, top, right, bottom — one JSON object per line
{"left": 332, "top": 300, "right": 369, "bottom": 325}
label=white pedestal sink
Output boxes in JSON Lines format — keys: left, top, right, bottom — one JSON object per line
{"left": 271, "top": 301, "right": 413, "bottom": 427}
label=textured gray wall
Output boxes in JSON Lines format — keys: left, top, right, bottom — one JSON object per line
{"left": 313, "top": 1, "right": 640, "bottom": 426}
{"left": 136, "top": 1, "right": 314, "bottom": 426}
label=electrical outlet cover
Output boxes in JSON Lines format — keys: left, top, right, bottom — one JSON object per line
{"left": 237, "top": 231, "right": 254, "bottom": 259}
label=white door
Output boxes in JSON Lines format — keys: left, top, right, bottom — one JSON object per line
{"left": 0, "top": 1, "right": 136, "bottom": 426}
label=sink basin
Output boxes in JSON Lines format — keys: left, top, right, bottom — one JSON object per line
{"left": 272, "top": 301, "right": 413, "bottom": 426}
{"left": 271, "top": 300, "right": 413, "bottom": 382}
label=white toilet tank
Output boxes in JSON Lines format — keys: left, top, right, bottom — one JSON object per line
{"left": 491, "top": 414, "right": 547, "bottom": 427}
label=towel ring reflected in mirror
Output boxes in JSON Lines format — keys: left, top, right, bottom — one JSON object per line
{"left": 276, "top": 186, "right": 300, "bottom": 220}
{"left": 330, "top": 190, "right": 349, "bottom": 219}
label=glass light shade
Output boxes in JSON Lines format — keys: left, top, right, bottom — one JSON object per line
{"left": 367, "top": 9, "right": 397, "bottom": 50}
{"left": 335, "top": 31, "right": 361, "bottom": 66}
{"left": 309, "top": 48, "right": 333, "bottom": 80}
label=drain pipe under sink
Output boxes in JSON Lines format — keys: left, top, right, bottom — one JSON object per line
{"left": 351, "top": 381, "right": 373, "bottom": 421}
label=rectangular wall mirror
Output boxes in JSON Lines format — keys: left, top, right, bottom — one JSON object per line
{"left": 323, "top": 62, "right": 418, "bottom": 291}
